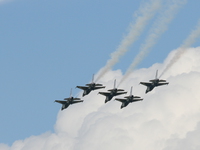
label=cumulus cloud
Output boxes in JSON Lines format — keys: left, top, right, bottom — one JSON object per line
{"left": 2, "top": 47, "right": 200, "bottom": 150}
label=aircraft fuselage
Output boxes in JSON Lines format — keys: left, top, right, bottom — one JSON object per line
{"left": 61, "top": 102, "right": 70, "bottom": 110}
{"left": 145, "top": 80, "right": 168, "bottom": 93}
{"left": 105, "top": 89, "right": 118, "bottom": 103}
{"left": 121, "top": 101, "right": 129, "bottom": 109}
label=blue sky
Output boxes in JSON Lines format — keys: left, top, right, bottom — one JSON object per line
{"left": 1, "top": 0, "right": 200, "bottom": 145}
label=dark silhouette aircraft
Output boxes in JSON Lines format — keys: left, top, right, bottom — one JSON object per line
{"left": 55, "top": 89, "right": 83, "bottom": 110}
{"left": 140, "top": 70, "right": 169, "bottom": 93}
{"left": 76, "top": 74, "right": 105, "bottom": 96}
{"left": 99, "top": 80, "right": 127, "bottom": 103}
{"left": 115, "top": 87, "right": 143, "bottom": 109}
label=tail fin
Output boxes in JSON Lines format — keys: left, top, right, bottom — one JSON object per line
{"left": 155, "top": 70, "right": 158, "bottom": 79}
{"left": 70, "top": 88, "right": 72, "bottom": 97}
{"left": 114, "top": 79, "right": 116, "bottom": 89}
{"left": 92, "top": 74, "right": 95, "bottom": 83}
{"left": 130, "top": 86, "right": 133, "bottom": 96}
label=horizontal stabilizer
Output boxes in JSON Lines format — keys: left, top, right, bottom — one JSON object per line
{"left": 124, "top": 95, "right": 141, "bottom": 99}
{"left": 124, "top": 96, "right": 131, "bottom": 98}
{"left": 115, "top": 92, "right": 127, "bottom": 96}
{"left": 95, "top": 84, "right": 103, "bottom": 86}
{"left": 108, "top": 89, "right": 115, "bottom": 91}
{"left": 159, "top": 79, "right": 166, "bottom": 82}
{"left": 117, "top": 89, "right": 125, "bottom": 91}
{"left": 73, "top": 98, "right": 81, "bottom": 100}
{"left": 149, "top": 79, "right": 156, "bottom": 82}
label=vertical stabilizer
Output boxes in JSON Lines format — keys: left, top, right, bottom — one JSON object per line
{"left": 155, "top": 70, "right": 158, "bottom": 79}
{"left": 92, "top": 74, "right": 95, "bottom": 83}
{"left": 130, "top": 86, "right": 133, "bottom": 96}
{"left": 70, "top": 88, "right": 72, "bottom": 97}
{"left": 114, "top": 79, "right": 116, "bottom": 89}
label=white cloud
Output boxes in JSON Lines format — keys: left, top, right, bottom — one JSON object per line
{"left": 163, "top": 122, "right": 200, "bottom": 150}
{"left": 2, "top": 47, "right": 200, "bottom": 150}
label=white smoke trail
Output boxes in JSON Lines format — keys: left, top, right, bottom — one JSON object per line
{"left": 95, "top": 0, "right": 162, "bottom": 82}
{"left": 118, "top": 0, "right": 187, "bottom": 86}
{"left": 160, "top": 19, "right": 200, "bottom": 78}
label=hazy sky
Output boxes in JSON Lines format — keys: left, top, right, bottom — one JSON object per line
{"left": 1, "top": 0, "right": 200, "bottom": 149}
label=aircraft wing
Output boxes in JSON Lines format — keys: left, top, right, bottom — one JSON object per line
{"left": 130, "top": 98, "right": 143, "bottom": 103}
{"left": 157, "top": 82, "right": 168, "bottom": 87}
{"left": 55, "top": 100, "right": 66, "bottom": 104}
{"left": 71, "top": 100, "right": 83, "bottom": 104}
{"left": 99, "top": 92, "right": 111, "bottom": 96}
{"left": 86, "top": 83, "right": 103, "bottom": 86}
{"left": 115, "top": 98, "right": 127, "bottom": 103}
{"left": 76, "top": 86, "right": 88, "bottom": 90}
{"left": 93, "top": 86, "right": 105, "bottom": 90}
{"left": 115, "top": 92, "right": 127, "bottom": 96}
{"left": 140, "top": 82, "right": 152, "bottom": 87}
{"left": 134, "top": 96, "right": 141, "bottom": 98}
{"left": 117, "top": 89, "right": 125, "bottom": 91}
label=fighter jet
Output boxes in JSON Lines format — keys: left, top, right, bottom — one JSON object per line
{"left": 115, "top": 87, "right": 143, "bottom": 109}
{"left": 99, "top": 80, "right": 127, "bottom": 103}
{"left": 140, "top": 70, "right": 169, "bottom": 93}
{"left": 55, "top": 89, "right": 83, "bottom": 110}
{"left": 76, "top": 74, "right": 105, "bottom": 97}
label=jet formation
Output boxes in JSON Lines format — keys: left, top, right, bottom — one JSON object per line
{"left": 55, "top": 72, "right": 168, "bottom": 111}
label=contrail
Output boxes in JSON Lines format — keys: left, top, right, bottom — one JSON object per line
{"left": 160, "top": 19, "right": 200, "bottom": 78}
{"left": 118, "top": 0, "right": 187, "bottom": 86}
{"left": 95, "top": 0, "right": 162, "bottom": 82}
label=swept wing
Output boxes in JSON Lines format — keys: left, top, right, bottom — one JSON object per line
{"left": 157, "top": 82, "right": 168, "bottom": 86}
{"left": 76, "top": 86, "right": 88, "bottom": 90}
{"left": 140, "top": 82, "right": 152, "bottom": 86}
{"left": 115, "top": 98, "right": 127, "bottom": 103}
{"left": 55, "top": 100, "right": 67, "bottom": 104}
{"left": 99, "top": 92, "right": 111, "bottom": 96}
{"left": 130, "top": 98, "right": 143, "bottom": 102}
